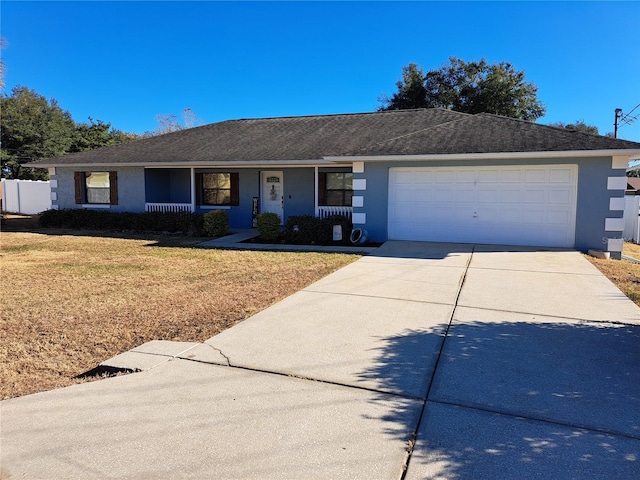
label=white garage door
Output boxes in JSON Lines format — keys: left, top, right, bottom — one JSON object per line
{"left": 388, "top": 165, "right": 578, "bottom": 247}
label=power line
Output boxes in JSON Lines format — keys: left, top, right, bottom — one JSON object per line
{"left": 622, "top": 102, "right": 640, "bottom": 120}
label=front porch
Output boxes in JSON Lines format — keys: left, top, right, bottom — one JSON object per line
{"left": 144, "top": 167, "right": 353, "bottom": 221}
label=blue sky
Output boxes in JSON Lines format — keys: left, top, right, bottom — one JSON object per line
{"left": 2, "top": 1, "right": 640, "bottom": 141}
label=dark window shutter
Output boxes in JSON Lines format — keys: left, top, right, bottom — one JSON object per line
{"left": 74, "top": 172, "right": 83, "bottom": 204}
{"left": 109, "top": 171, "right": 118, "bottom": 205}
{"left": 230, "top": 172, "right": 240, "bottom": 206}
{"left": 195, "top": 173, "right": 203, "bottom": 205}
{"left": 318, "top": 172, "right": 326, "bottom": 205}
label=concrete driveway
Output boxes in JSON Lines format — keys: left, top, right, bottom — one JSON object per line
{"left": 2, "top": 241, "right": 639, "bottom": 479}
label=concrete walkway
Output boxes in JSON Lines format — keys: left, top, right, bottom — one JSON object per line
{"left": 2, "top": 242, "right": 639, "bottom": 479}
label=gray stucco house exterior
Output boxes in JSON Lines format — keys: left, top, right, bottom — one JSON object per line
{"left": 30, "top": 109, "right": 640, "bottom": 258}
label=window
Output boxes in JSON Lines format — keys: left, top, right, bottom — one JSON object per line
{"left": 74, "top": 171, "right": 118, "bottom": 205}
{"left": 197, "top": 172, "right": 239, "bottom": 206}
{"left": 85, "top": 172, "right": 111, "bottom": 204}
{"left": 319, "top": 172, "right": 353, "bottom": 206}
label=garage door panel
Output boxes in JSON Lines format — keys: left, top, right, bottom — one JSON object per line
{"left": 524, "top": 189, "right": 547, "bottom": 204}
{"left": 499, "top": 209, "right": 523, "bottom": 223}
{"left": 456, "top": 170, "right": 476, "bottom": 183}
{"left": 477, "top": 170, "right": 499, "bottom": 183}
{"left": 548, "top": 188, "right": 573, "bottom": 205}
{"left": 433, "top": 189, "right": 455, "bottom": 202}
{"left": 413, "top": 189, "right": 433, "bottom": 202}
{"left": 547, "top": 209, "right": 571, "bottom": 225}
{"left": 501, "top": 169, "right": 523, "bottom": 182}
{"left": 388, "top": 165, "right": 577, "bottom": 248}
{"left": 436, "top": 171, "right": 455, "bottom": 183}
{"left": 477, "top": 188, "right": 500, "bottom": 203}
{"left": 500, "top": 189, "right": 522, "bottom": 203}
{"left": 525, "top": 169, "right": 547, "bottom": 183}
{"left": 549, "top": 168, "right": 574, "bottom": 183}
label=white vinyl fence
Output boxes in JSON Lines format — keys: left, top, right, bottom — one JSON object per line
{"left": 623, "top": 195, "right": 640, "bottom": 243}
{"left": 1, "top": 179, "right": 52, "bottom": 215}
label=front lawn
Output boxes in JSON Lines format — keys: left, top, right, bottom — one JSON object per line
{"left": 586, "top": 242, "right": 640, "bottom": 308}
{"left": 0, "top": 228, "right": 358, "bottom": 399}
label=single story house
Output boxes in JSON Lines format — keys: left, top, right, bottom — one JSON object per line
{"left": 29, "top": 108, "right": 640, "bottom": 258}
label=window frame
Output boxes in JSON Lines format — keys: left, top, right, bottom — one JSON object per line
{"left": 74, "top": 171, "right": 118, "bottom": 206}
{"left": 318, "top": 171, "right": 354, "bottom": 207}
{"left": 196, "top": 172, "right": 240, "bottom": 207}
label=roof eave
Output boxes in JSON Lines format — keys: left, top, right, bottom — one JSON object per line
{"left": 26, "top": 159, "right": 340, "bottom": 169}
{"left": 325, "top": 149, "right": 640, "bottom": 162}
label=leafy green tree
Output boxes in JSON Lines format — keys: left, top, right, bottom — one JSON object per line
{"left": 70, "top": 118, "right": 136, "bottom": 153}
{"left": 1, "top": 86, "right": 76, "bottom": 179}
{"left": 550, "top": 120, "right": 599, "bottom": 135}
{"left": 1, "top": 86, "right": 138, "bottom": 179}
{"left": 379, "top": 57, "right": 546, "bottom": 121}
{"left": 377, "top": 64, "right": 427, "bottom": 111}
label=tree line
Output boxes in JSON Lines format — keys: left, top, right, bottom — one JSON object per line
{"left": 2, "top": 57, "right": 606, "bottom": 180}
{"left": 0, "top": 86, "right": 138, "bottom": 180}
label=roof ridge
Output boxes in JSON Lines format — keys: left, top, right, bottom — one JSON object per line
{"left": 219, "top": 107, "right": 470, "bottom": 123}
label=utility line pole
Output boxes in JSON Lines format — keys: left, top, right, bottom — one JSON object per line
{"left": 614, "top": 108, "right": 623, "bottom": 138}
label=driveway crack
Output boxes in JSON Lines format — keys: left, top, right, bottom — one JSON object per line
{"left": 206, "top": 344, "right": 231, "bottom": 366}
{"left": 400, "top": 244, "right": 475, "bottom": 479}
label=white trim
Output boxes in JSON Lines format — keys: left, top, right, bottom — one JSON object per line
{"left": 605, "top": 218, "right": 625, "bottom": 232}
{"left": 607, "top": 238, "right": 624, "bottom": 252}
{"left": 352, "top": 179, "right": 367, "bottom": 191}
{"left": 325, "top": 149, "right": 640, "bottom": 162}
{"left": 30, "top": 160, "right": 354, "bottom": 169}
{"left": 50, "top": 192, "right": 57, "bottom": 201}
{"left": 607, "top": 176, "right": 628, "bottom": 190}
{"left": 81, "top": 204, "right": 110, "bottom": 209}
{"left": 31, "top": 149, "right": 640, "bottom": 170}
{"left": 352, "top": 212, "right": 366, "bottom": 224}
{"left": 352, "top": 161, "right": 365, "bottom": 173}
{"left": 314, "top": 166, "right": 319, "bottom": 217}
{"left": 609, "top": 197, "right": 625, "bottom": 211}
{"left": 190, "top": 168, "right": 196, "bottom": 212}
{"left": 351, "top": 195, "right": 364, "bottom": 208}
{"left": 49, "top": 179, "right": 58, "bottom": 188}
{"left": 612, "top": 156, "right": 629, "bottom": 169}
{"left": 51, "top": 204, "right": 59, "bottom": 210}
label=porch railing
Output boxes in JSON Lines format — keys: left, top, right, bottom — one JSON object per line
{"left": 317, "top": 206, "right": 353, "bottom": 219}
{"left": 145, "top": 203, "right": 194, "bottom": 213}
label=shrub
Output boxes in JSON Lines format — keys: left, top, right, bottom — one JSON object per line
{"left": 203, "top": 210, "right": 230, "bottom": 237}
{"left": 256, "top": 212, "right": 281, "bottom": 242}
{"left": 38, "top": 209, "right": 204, "bottom": 236}
{"left": 283, "top": 215, "right": 325, "bottom": 244}
{"left": 284, "top": 214, "right": 352, "bottom": 245}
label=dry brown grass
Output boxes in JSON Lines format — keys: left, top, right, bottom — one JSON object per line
{"left": 585, "top": 242, "right": 640, "bottom": 308}
{"left": 0, "top": 227, "right": 358, "bottom": 399}
{"left": 623, "top": 241, "right": 640, "bottom": 260}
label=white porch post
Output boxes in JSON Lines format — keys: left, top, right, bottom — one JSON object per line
{"left": 314, "top": 166, "right": 319, "bottom": 217}
{"left": 190, "top": 168, "right": 196, "bottom": 212}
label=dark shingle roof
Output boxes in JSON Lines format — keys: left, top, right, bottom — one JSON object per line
{"left": 344, "top": 113, "right": 640, "bottom": 156}
{"left": 29, "top": 109, "right": 640, "bottom": 167}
